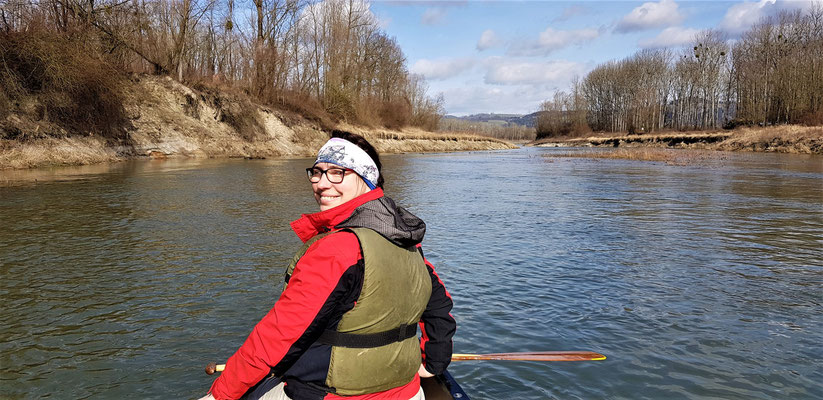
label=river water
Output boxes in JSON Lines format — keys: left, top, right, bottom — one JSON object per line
{"left": 1, "top": 147, "right": 821, "bottom": 399}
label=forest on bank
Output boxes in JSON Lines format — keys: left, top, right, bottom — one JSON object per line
{"left": 439, "top": 117, "right": 536, "bottom": 142}
{"left": 4, "top": 2, "right": 822, "bottom": 145}
{"left": 537, "top": 6, "right": 823, "bottom": 139}
{"left": 0, "top": 0, "right": 444, "bottom": 142}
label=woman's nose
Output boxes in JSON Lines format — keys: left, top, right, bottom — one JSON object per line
{"left": 315, "top": 173, "right": 333, "bottom": 188}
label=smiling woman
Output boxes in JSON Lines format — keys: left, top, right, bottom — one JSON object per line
{"left": 199, "top": 130, "right": 456, "bottom": 400}
{"left": 307, "top": 132, "right": 382, "bottom": 210}
{"left": 308, "top": 164, "right": 369, "bottom": 210}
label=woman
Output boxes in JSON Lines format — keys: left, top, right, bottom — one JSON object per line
{"left": 200, "top": 131, "right": 456, "bottom": 400}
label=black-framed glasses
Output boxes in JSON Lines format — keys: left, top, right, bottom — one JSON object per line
{"left": 306, "top": 167, "right": 350, "bottom": 184}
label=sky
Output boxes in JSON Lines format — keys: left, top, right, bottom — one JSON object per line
{"left": 366, "top": 0, "right": 821, "bottom": 116}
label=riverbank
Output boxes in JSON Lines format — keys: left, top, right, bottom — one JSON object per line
{"left": 0, "top": 75, "right": 514, "bottom": 170}
{"left": 531, "top": 125, "right": 823, "bottom": 155}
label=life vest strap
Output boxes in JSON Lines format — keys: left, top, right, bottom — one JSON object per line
{"left": 317, "top": 324, "right": 417, "bottom": 348}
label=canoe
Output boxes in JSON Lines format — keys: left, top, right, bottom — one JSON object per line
{"left": 207, "top": 362, "right": 469, "bottom": 399}
{"left": 421, "top": 371, "right": 470, "bottom": 400}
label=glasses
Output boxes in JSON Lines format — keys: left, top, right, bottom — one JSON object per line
{"left": 306, "top": 167, "right": 350, "bottom": 184}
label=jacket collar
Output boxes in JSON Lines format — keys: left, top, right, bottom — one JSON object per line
{"left": 290, "top": 188, "right": 385, "bottom": 242}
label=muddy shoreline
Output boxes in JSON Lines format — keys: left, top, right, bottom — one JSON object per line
{"left": 530, "top": 126, "right": 823, "bottom": 155}
{"left": 0, "top": 128, "right": 515, "bottom": 170}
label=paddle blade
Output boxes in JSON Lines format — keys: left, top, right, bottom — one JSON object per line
{"left": 452, "top": 351, "right": 606, "bottom": 362}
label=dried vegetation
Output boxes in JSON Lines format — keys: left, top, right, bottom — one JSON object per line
{"left": 336, "top": 124, "right": 516, "bottom": 154}
{"left": 546, "top": 148, "right": 729, "bottom": 166}
{"left": 535, "top": 125, "right": 823, "bottom": 155}
{"left": 0, "top": 31, "right": 130, "bottom": 143}
{"left": 715, "top": 125, "right": 823, "bottom": 154}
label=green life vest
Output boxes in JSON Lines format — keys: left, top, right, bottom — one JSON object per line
{"left": 284, "top": 228, "right": 432, "bottom": 395}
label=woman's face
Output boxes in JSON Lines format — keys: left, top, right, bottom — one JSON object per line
{"left": 312, "top": 162, "right": 371, "bottom": 211}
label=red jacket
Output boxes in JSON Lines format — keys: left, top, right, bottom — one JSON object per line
{"left": 209, "top": 189, "right": 455, "bottom": 400}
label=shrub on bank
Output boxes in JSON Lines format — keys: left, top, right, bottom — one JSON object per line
{"left": 0, "top": 30, "right": 130, "bottom": 143}
{"left": 270, "top": 89, "right": 336, "bottom": 132}
{"left": 799, "top": 110, "right": 823, "bottom": 126}
{"left": 723, "top": 119, "right": 753, "bottom": 130}
{"left": 378, "top": 100, "right": 412, "bottom": 130}
{"left": 190, "top": 81, "right": 267, "bottom": 142}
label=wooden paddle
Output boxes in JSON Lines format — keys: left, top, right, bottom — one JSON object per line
{"left": 451, "top": 351, "right": 606, "bottom": 361}
{"left": 205, "top": 351, "right": 605, "bottom": 374}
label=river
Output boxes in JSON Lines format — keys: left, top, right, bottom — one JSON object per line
{"left": 1, "top": 147, "right": 821, "bottom": 399}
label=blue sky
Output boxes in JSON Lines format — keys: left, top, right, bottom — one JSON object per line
{"left": 365, "top": 0, "right": 820, "bottom": 116}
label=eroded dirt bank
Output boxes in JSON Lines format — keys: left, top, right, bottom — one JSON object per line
{"left": 531, "top": 126, "right": 823, "bottom": 155}
{"left": 0, "top": 75, "right": 514, "bottom": 170}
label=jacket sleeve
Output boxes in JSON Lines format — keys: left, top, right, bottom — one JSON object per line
{"left": 417, "top": 246, "right": 456, "bottom": 375}
{"left": 209, "top": 233, "right": 362, "bottom": 400}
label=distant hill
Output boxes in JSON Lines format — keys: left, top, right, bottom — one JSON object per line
{"left": 444, "top": 112, "right": 540, "bottom": 128}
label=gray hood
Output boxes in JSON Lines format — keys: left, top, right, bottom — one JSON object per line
{"left": 336, "top": 196, "right": 426, "bottom": 248}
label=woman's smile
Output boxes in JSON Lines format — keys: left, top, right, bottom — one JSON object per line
{"left": 312, "top": 162, "right": 370, "bottom": 211}
{"left": 317, "top": 193, "right": 342, "bottom": 207}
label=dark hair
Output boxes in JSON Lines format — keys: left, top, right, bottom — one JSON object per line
{"left": 330, "top": 130, "right": 384, "bottom": 188}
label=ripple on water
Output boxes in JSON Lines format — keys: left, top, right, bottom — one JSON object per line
{"left": 2, "top": 152, "right": 822, "bottom": 399}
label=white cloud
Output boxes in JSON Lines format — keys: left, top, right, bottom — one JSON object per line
{"left": 426, "top": 57, "right": 592, "bottom": 114}
{"left": 720, "top": 0, "right": 776, "bottom": 34}
{"left": 720, "top": 0, "right": 810, "bottom": 35}
{"left": 615, "top": 0, "right": 684, "bottom": 33}
{"left": 484, "top": 58, "right": 586, "bottom": 86}
{"left": 639, "top": 27, "right": 701, "bottom": 48}
{"left": 441, "top": 81, "right": 586, "bottom": 115}
{"left": 507, "top": 27, "right": 600, "bottom": 56}
{"left": 410, "top": 58, "right": 476, "bottom": 80}
{"left": 421, "top": 7, "right": 446, "bottom": 25}
{"left": 718, "top": 0, "right": 822, "bottom": 35}
{"left": 376, "top": 15, "right": 392, "bottom": 30}
{"left": 477, "top": 30, "right": 502, "bottom": 51}
{"left": 539, "top": 28, "right": 599, "bottom": 49}
{"left": 439, "top": 86, "right": 544, "bottom": 115}
{"left": 553, "top": 5, "right": 588, "bottom": 23}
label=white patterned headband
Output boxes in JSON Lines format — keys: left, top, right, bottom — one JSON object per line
{"left": 314, "top": 138, "right": 379, "bottom": 189}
